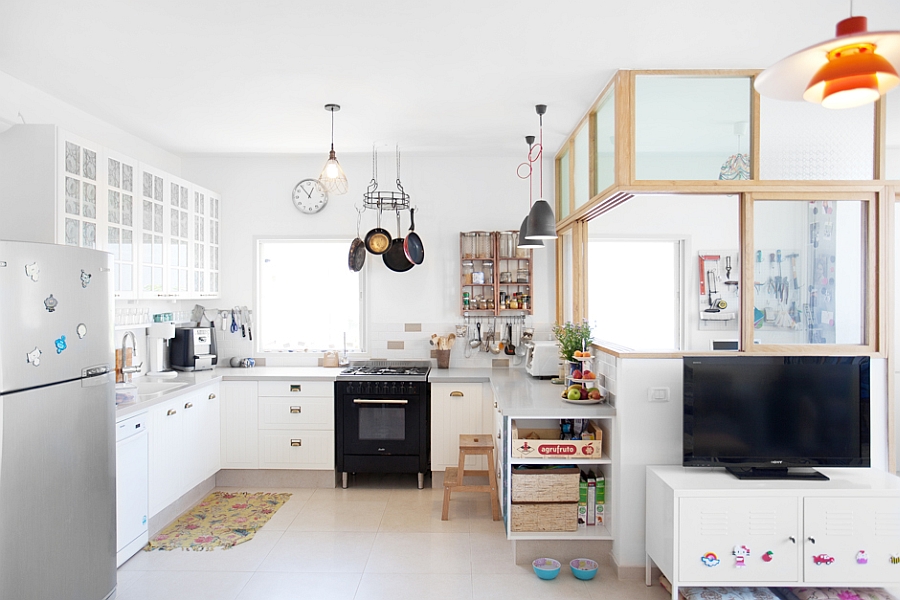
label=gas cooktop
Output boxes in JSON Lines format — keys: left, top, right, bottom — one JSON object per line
{"left": 336, "top": 360, "right": 431, "bottom": 382}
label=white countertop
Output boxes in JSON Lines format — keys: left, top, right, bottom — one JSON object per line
{"left": 115, "top": 365, "right": 615, "bottom": 419}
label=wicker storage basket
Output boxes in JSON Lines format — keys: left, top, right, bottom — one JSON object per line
{"left": 510, "top": 502, "right": 578, "bottom": 532}
{"left": 511, "top": 467, "right": 580, "bottom": 503}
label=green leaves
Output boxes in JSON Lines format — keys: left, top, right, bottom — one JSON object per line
{"left": 552, "top": 321, "right": 593, "bottom": 362}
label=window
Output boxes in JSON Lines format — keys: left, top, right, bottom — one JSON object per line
{"left": 588, "top": 238, "right": 682, "bottom": 350}
{"left": 257, "top": 239, "right": 363, "bottom": 353}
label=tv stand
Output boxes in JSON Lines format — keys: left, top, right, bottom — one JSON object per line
{"left": 726, "top": 466, "right": 829, "bottom": 481}
{"left": 646, "top": 466, "right": 900, "bottom": 600}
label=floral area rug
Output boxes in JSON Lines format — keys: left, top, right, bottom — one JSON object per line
{"left": 145, "top": 491, "right": 291, "bottom": 551}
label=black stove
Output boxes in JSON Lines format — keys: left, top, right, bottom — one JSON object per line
{"left": 334, "top": 360, "right": 431, "bottom": 489}
{"left": 336, "top": 360, "right": 431, "bottom": 381}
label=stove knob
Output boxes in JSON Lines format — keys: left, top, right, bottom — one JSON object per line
{"left": 409, "top": 382, "right": 418, "bottom": 394}
{"left": 390, "top": 383, "right": 398, "bottom": 395}
{"left": 398, "top": 383, "right": 406, "bottom": 394}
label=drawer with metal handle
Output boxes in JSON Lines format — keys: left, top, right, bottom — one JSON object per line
{"left": 258, "top": 396, "right": 334, "bottom": 429}
{"left": 258, "top": 429, "right": 335, "bottom": 470}
{"left": 258, "top": 381, "right": 332, "bottom": 397}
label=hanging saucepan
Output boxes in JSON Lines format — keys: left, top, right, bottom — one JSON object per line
{"left": 348, "top": 209, "right": 366, "bottom": 272}
{"left": 383, "top": 210, "right": 414, "bottom": 272}
{"left": 364, "top": 208, "right": 392, "bottom": 255}
{"left": 403, "top": 207, "right": 424, "bottom": 265}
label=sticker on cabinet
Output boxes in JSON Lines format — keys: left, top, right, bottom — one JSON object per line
{"left": 733, "top": 545, "right": 750, "bottom": 567}
{"left": 856, "top": 550, "right": 868, "bottom": 564}
{"left": 700, "top": 553, "right": 720, "bottom": 567}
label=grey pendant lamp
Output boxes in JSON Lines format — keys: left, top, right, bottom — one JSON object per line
{"left": 525, "top": 104, "right": 558, "bottom": 240}
{"left": 517, "top": 135, "right": 543, "bottom": 249}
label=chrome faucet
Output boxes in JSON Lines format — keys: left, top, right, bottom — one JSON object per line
{"left": 120, "top": 331, "right": 143, "bottom": 383}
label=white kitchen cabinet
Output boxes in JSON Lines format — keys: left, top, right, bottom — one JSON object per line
{"left": 189, "top": 184, "right": 221, "bottom": 298}
{"left": 148, "top": 395, "right": 184, "bottom": 516}
{"left": 645, "top": 465, "right": 900, "bottom": 600}
{"left": 0, "top": 125, "right": 106, "bottom": 250}
{"left": 148, "top": 382, "right": 220, "bottom": 517}
{"left": 138, "top": 164, "right": 169, "bottom": 297}
{"left": 220, "top": 381, "right": 259, "bottom": 469}
{"left": 105, "top": 150, "right": 139, "bottom": 298}
{"left": 257, "top": 380, "right": 334, "bottom": 470}
{"left": 431, "top": 382, "right": 490, "bottom": 472}
{"left": 167, "top": 175, "right": 192, "bottom": 297}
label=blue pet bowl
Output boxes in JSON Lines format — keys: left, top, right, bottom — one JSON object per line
{"left": 532, "top": 558, "right": 561, "bottom": 580}
{"left": 569, "top": 558, "right": 599, "bottom": 580}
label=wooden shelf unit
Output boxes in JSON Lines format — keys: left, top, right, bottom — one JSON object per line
{"left": 459, "top": 231, "right": 533, "bottom": 316}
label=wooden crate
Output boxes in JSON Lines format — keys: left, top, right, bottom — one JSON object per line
{"left": 511, "top": 420, "right": 602, "bottom": 459}
{"left": 511, "top": 467, "right": 580, "bottom": 503}
{"left": 510, "top": 502, "right": 578, "bottom": 532}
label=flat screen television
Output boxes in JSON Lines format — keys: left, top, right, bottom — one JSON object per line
{"left": 683, "top": 356, "right": 870, "bottom": 480}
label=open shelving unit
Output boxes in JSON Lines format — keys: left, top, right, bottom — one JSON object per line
{"left": 459, "top": 231, "right": 533, "bottom": 316}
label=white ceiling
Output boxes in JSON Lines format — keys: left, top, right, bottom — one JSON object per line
{"left": 1, "top": 0, "right": 898, "bottom": 157}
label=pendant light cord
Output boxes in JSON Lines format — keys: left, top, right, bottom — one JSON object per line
{"left": 330, "top": 109, "right": 335, "bottom": 152}
{"left": 538, "top": 113, "right": 543, "bottom": 200}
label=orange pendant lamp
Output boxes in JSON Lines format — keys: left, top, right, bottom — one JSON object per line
{"left": 755, "top": 14, "right": 900, "bottom": 109}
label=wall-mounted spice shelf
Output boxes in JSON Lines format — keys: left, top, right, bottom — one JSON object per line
{"left": 459, "top": 231, "right": 533, "bottom": 316}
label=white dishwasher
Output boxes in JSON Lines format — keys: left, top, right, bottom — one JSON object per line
{"left": 116, "top": 412, "right": 149, "bottom": 567}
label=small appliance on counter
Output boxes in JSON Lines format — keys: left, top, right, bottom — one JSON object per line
{"left": 147, "top": 322, "right": 178, "bottom": 377}
{"left": 170, "top": 326, "right": 217, "bottom": 371}
{"left": 525, "top": 340, "right": 560, "bottom": 378}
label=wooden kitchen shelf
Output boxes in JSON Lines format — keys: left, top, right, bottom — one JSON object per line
{"left": 459, "top": 231, "right": 533, "bottom": 316}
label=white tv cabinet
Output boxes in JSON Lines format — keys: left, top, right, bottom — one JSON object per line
{"left": 646, "top": 466, "right": 900, "bottom": 600}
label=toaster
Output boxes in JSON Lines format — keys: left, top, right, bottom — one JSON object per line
{"left": 170, "top": 327, "right": 218, "bottom": 371}
{"left": 525, "top": 340, "right": 560, "bottom": 378}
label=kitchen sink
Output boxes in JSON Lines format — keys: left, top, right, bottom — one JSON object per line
{"left": 134, "top": 380, "right": 188, "bottom": 401}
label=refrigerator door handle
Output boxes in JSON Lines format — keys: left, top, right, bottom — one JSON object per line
{"left": 82, "top": 371, "right": 113, "bottom": 387}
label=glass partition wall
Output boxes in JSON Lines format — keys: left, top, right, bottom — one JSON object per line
{"left": 555, "top": 69, "right": 889, "bottom": 357}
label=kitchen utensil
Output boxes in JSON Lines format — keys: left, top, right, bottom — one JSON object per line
{"left": 470, "top": 322, "right": 482, "bottom": 349}
{"left": 364, "top": 208, "right": 391, "bottom": 255}
{"left": 349, "top": 209, "right": 367, "bottom": 271}
{"left": 704, "top": 271, "right": 720, "bottom": 312}
{"left": 383, "top": 211, "right": 414, "bottom": 272}
{"left": 447, "top": 333, "right": 456, "bottom": 348}
{"left": 403, "top": 207, "right": 424, "bottom": 265}
{"left": 515, "top": 320, "right": 527, "bottom": 357}
{"left": 504, "top": 323, "right": 516, "bottom": 355}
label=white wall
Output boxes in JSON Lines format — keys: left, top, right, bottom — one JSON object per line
{"left": 588, "top": 194, "right": 740, "bottom": 351}
{"left": 0, "top": 69, "right": 181, "bottom": 172}
{"left": 181, "top": 152, "right": 557, "bottom": 364}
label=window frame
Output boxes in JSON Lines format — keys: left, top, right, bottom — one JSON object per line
{"left": 254, "top": 236, "right": 367, "bottom": 357}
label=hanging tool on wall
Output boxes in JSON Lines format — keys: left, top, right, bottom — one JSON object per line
{"left": 767, "top": 253, "right": 776, "bottom": 295}
{"left": 699, "top": 254, "right": 720, "bottom": 297}
{"left": 754, "top": 250, "right": 763, "bottom": 293}
{"left": 786, "top": 253, "right": 799, "bottom": 290}
{"left": 704, "top": 270, "right": 720, "bottom": 313}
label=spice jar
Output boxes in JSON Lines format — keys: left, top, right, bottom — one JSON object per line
{"left": 500, "top": 271, "right": 512, "bottom": 283}
{"left": 461, "top": 232, "right": 476, "bottom": 259}
{"left": 462, "top": 260, "right": 474, "bottom": 285}
{"left": 516, "top": 268, "right": 529, "bottom": 283}
{"left": 499, "top": 231, "right": 515, "bottom": 258}
{"left": 482, "top": 260, "right": 493, "bottom": 282}
{"left": 462, "top": 291, "right": 470, "bottom": 308}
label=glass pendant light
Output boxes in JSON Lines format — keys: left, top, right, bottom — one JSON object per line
{"left": 318, "top": 104, "right": 349, "bottom": 195}
{"left": 517, "top": 135, "right": 543, "bottom": 249}
{"left": 526, "top": 104, "right": 558, "bottom": 240}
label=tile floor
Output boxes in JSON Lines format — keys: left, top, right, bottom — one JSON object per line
{"left": 117, "top": 474, "right": 670, "bottom": 600}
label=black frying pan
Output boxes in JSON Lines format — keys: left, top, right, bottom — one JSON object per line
{"left": 348, "top": 237, "right": 365, "bottom": 272}
{"left": 365, "top": 209, "right": 392, "bottom": 255}
{"left": 403, "top": 208, "right": 424, "bottom": 265}
{"left": 383, "top": 211, "right": 414, "bottom": 272}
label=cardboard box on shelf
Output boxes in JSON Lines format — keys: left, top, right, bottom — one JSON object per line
{"left": 586, "top": 471, "right": 596, "bottom": 526}
{"left": 511, "top": 420, "right": 602, "bottom": 459}
{"left": 578, "top": 476, "right": 588, "bottom": 528}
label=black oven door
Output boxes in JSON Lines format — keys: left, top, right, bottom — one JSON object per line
{"left": 341, "top": 394, "right": 421, "bottom": 456}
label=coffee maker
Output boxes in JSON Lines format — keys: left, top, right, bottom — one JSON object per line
{"left": 170, "top": 326, "right": 218, "bottom": 371}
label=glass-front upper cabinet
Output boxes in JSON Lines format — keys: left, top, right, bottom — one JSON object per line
{"left": 573, "top": 124, "right": 590, "bottom": 210}
{"left": 751, "top": 197, "right": 869, "bottom": 346}
{"left": 634, "top": 75, "right": 752, "bottom": 181}
{"left": 61, "top": 133, "right": 103, "bottom": 249}
{"left": 106, "top": 151, "right": 138, "bottom": 298}
{"left": 557, "top": 149, "right": 571, "bottom": 220}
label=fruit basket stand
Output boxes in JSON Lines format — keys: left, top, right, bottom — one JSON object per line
{"left": 562, "top": 352, "right": 606, "bottom": 403}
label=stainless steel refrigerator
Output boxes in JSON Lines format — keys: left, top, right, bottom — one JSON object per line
{"left": 0, "top": 240, "right": 116, "bottom": 600}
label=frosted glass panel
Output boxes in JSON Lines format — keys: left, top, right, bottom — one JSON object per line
{"left": 558, "top": 150, "right": 570, "bottom": 219}
{"left": 594, "top": 89, "right": 615, "bottom": 193}
{"left": 573, "top": 125, "right": 590, "bottom": 208}
{"left": 635, "top": 76, "right": 751, "bottom": 180}
{"left": 561, "top": 229, "right": 573, "bottom": 323}
{"left": 759, "top": 98, "right": 874, "bottom": 180}
{"left": 753, "top": 200, "right": 866, "bottom": 345}
{"left": 885, "top": 91, "right": 900, "bottom": 179}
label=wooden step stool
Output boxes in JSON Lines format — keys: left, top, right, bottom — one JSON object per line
{"left": 441, "top": 434, "right": 501, "bottom": 521}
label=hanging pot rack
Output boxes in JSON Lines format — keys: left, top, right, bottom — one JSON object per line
{"left": 361, "top": 146, "right": 412, "bottom": 212}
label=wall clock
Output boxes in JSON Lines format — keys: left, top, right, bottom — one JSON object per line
{"left": 292, "top": 178, "right": 328, "bottom": 214}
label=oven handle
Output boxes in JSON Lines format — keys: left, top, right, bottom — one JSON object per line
{"left": 353, "top": 399, "right": 409, "bottom": 405}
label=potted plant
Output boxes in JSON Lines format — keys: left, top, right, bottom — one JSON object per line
{"left": 552, "top": 321, "right": 593, "bottom": 363}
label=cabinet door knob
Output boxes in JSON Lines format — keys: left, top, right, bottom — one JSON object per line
{"left": 290, "top": 406, "right": 301, "bottom": 414}
{"left": 450, "top": 391, "right": 464, "bottom": 397}
{"left": 290, "top": 439, "right": 302, "bottom": 447}
{"left": 208, "top": 393, "right": 216, "bottom": 399}
{"left": 184, "top": 402, "right": 193, "bottom": 409}
{"left": 807, "top": 537, "right": 816, "bottom": 544}
{"left": 789, "top": 536, "right": 796, "bottom": 544}
{"left": 166, "top": 409, "right": 177, "bottom": 416}
{"left": 493, "top": 401, "right": 498, "bottom": 408}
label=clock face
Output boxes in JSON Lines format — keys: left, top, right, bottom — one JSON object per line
{"left": 292, "top": 178, "right": 328, "bottom": 214}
